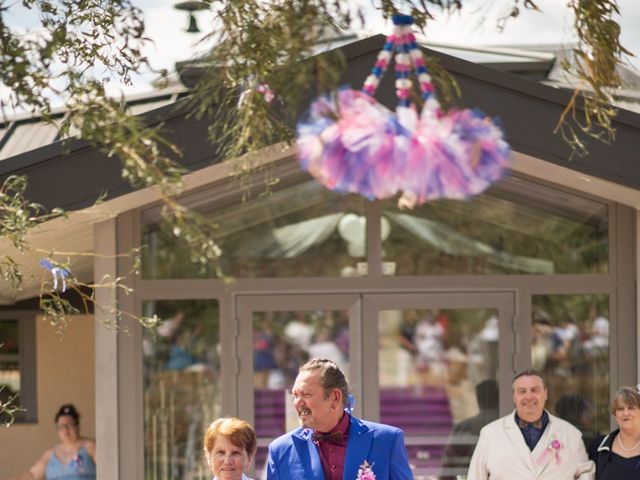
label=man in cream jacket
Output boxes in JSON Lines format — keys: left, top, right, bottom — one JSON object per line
{"left": 467, "top": 369, "right": 594, "bottom": 480}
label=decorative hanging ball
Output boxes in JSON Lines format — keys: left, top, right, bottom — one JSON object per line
{"left": 296, "top": 14, "right": 511, "bottom": 208}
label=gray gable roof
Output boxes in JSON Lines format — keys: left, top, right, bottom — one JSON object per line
{"left": 1, "top": 34, "right": 640, "bottom": 212}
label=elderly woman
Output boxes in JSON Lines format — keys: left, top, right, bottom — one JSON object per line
{"left": 589, "top": 386, "right": 640, "bottom": 479}
{"left": 10, "top": 404, "right": 96, "bottom": 480}
{"left": 204, "top": 417, "right": 257, "bottom": 480}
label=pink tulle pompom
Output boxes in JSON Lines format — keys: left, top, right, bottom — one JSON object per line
{"left": 397, "top": 108, "right": 510, "bottom": 208}
{"left": 297, "top": 89, "right": 413, "bottom": 199}
{"left": 296, "top": 14, "right": 511, "bottom": 207}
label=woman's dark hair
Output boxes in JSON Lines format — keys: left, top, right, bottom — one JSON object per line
{"left": 55, "top": 404, "right": 80, "bottom": 424}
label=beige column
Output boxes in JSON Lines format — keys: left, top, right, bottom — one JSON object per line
{"left": 94, "top": 218, "right": 120, "bottom": 478}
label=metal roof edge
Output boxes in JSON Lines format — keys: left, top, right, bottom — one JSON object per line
{"left": 0, "top": 95, "right": 196, "bottom": 177}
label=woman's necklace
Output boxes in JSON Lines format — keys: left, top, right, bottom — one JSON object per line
{"left": 617, "top": 434, "right": 640, "bottom": 451}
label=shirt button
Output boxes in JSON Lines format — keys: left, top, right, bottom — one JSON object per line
{"left": 329, "top": 448, "right": 333, "bottom": 452}
{"left": 332, "top": 465, "right": 337, "bottom": 469}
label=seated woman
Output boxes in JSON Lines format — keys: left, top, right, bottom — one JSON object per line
{"left": 204, "top": 417, "right": 257, "bottom": 480}
{"left": 10, "top": 404, "right": 96, "bottom": 479}
{"left": 589, "top": 386, "right": 640, "bottom": 480}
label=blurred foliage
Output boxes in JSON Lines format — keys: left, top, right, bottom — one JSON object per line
{"left": 0, "top": 175, "right": 65, "bottom": 290}
{"left": 0, "top": 389, "right": 22, "bottom": 427}
{"left": 187, "top": 0, "right": 632, "bottom": 175}
{"left": 37, "top": 251, "right": 162, "bottom": 335}
{"left": 0, "top": 1, "right": 632, "bottom": 325}
{"left": 0, "top": 0, "right": 225, "bottom": 281}
{"left": 557, "top": 0, "right": 633, "bottom": 158}
{"left": 0, "top": 341, "right": 24, "bottom": 427}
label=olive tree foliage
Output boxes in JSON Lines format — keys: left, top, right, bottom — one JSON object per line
{"left": 0, "top": 1, "right": 218, "bottom": 320}
{"left": 0, "top": 0, "right": 632, "bottom": 418}
{"left": 195, "top": 0, "right": 632, "bottom": 166}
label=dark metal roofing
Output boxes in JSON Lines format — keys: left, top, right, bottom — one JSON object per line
{"left": 0, "top": 87, "right": 185, "bottom": 163}
{"left": 1, "top": 34, "right": 640, "bottom": 212}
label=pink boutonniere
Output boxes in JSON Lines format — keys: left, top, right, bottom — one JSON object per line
{"left": 537, "top": 435, "right": 562, "bottom": 465}
{"left": 356, "top": 460, "right": 376, "bottom": 480}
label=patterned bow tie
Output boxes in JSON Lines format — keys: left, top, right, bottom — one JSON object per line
{"left": 312, "top": 431, "right": 344, "bottom": 443}
{"left": 518, "top": 418, "right": 543, "bottom": 429}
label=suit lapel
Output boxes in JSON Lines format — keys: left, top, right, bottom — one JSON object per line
{"left": 293, "top": 429, "right": 325, "bottom": 480}
{"left": 343, "top": 417, "right": 373, "bottom": 480}
{"left": 503, "top": 413, "right": 537, "bottom": 475}
{"left": 532, "top": 415, "right": 560, "bottom": 477}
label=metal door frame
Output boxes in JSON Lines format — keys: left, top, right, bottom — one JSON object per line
{"left": 235, "top": 290, "right": 517, "bottom": 428}
{"left": 361, "top": 291, "right": 517, "bottom": 422}
{"left": 235, "top": 294, "right": 363, "bottom": 430}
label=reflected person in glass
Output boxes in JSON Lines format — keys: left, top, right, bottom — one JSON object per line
{"left": 9, "top": 404, "right": 96, "bottom": 480}
{"left": 555, "top": 394, "right": 601, "bottom": 452}
{"left": 441, "top": 380, "right": 500, "bottom": 477}
{"left": 588, "top": 386, "right": 640, "bottom": 480}
{"left": 266, "top": 358, "right": 413, "bottom": 480}
{"left": 467, "top": 369, "right": 594, "bottom": 480}
{"left": 204, "top": 417, "right": 257, "bottom": 480}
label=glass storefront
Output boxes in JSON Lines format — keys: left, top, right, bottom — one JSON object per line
{"left": 142, "top": 300, "right": 221, "bottom": 480}
{"left": 135, "top": 169, "right": 621, "bottom": 480}
{"left": 141, "top": 181, "right": 367, "bottom": 279}
{"left": 532, "top": 294, "right": 610, "bottom": 449}
{"left": 142, "top": 174, "right": 608, "bottom": 280}
{"left": 378, "top": 307, "right": 501, "bottom": 479}
{"left": 381, "top": 175, "right": 608, "bottom": 276}
{"left": 251, "top": 308, "right": 350, "bottom": 476}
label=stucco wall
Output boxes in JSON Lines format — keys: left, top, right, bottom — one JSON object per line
{"left": 0, "top": 315, "right": 95, "bottom": 478}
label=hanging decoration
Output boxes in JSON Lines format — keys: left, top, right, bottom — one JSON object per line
{"left": 296, "top": 15, "right": 511, "bottom": 209}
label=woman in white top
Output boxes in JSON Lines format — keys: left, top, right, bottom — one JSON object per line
{"left": 204, "top": 417, "right": 256, "bottom": 480}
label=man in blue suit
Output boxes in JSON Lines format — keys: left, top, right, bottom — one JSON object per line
{"left": 267, "top": 358, "right": 413, "bottom": 480}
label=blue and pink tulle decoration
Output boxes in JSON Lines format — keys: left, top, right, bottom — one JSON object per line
{"left": 296, "top": 15, "right": 511, "bottom": 208}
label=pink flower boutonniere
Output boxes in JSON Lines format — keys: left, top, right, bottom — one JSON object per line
{"left": 537, "top": 435, "right": 562, "bottom": 465}
{"left": 356, "top": 460, "right": 376, "bottom": 480}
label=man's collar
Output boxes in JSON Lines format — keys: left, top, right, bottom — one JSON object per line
{"left": 316, "top": 411, "right": 350, "bottom": 435}
{"left": 298, "top": 412, "right": 351, "bottom": 440}
{"left": 514, "top": 410, "right": 548, "bottom": 430}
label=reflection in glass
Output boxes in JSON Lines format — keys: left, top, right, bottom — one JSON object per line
{"left": 252, "top": 309, "right": 349, "bottom": 476}
{"left": 141, "top": 181, "right": 367, "bottom": 279}
{"left": 532, "top": 294, "right": 609, "bottom": 449}
{"left": 381, "top": 174, "right": 608, "bottom": 275}
{"left": 378, "top": 308, "right": 499, "bottom": 479}
{"left": 0, "top": 320, "right": 20, "bottom": 423}
{"left": 143, "top": 300, "right": 220, "bottom": 480}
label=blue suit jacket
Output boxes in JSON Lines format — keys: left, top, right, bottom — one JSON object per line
{"left": 266, "top": 415, "right": 413, "bottom": 480}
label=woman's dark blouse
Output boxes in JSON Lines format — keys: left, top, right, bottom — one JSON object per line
{"left": 603, "top": 452, "right": 640, "bottom": 479}
{"left": 589, "top": 430, "right": 640, "bottom": 480}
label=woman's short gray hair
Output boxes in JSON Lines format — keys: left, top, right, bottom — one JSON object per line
{"left": 611, "top": 386, "right": 640, "bottom": 415}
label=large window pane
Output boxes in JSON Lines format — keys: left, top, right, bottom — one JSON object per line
{"left": 143, "top": 300, "right": 220, "bottom": 480}
{"left": 378, "top": 308, "right": 500, "bottom": 479}
{"left": 252, "top": 309, "right": 350, "bottom": 477}
{"left": 532, "top": 294, "right": 610, "bottom": 449}
{"left": 141, "top": 181, "right": 367, "bottom": 279}
{"left": 381, "top": 175, "right": 608, "bottom": 275}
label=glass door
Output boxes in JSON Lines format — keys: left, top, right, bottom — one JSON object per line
{"left": 236, "top": 294, "right": 362, "bottom": 478}
{"left": 236, "top": 291, "right": 515, "bottom": 480}
{"left": 362, "top": 292, "right": 516, "bottom": 480}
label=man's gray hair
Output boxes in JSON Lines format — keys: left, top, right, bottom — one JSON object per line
{"left": 512, "top": 368, "right": 546, "bottom": 390}
{"left": 299, "top": 358, "right": 349, "bottom": 407}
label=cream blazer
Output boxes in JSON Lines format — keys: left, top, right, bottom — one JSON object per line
{"left": 467, "top": 411, "right": 594, "bottom": 480}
